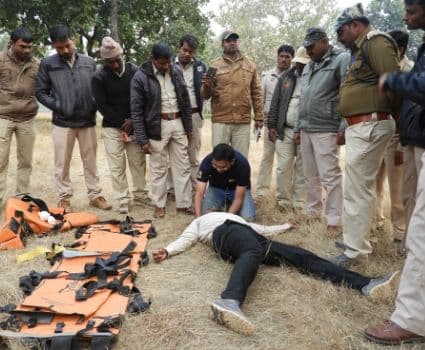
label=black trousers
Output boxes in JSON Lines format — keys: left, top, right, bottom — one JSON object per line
{"left": 212, "top": 220, "right": 371, "bottom": 304}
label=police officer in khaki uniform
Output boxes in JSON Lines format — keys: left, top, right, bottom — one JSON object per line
{"left": 201, "top": 31, "right": 263, "bottom": 158}
{"left": 330, "top": 4, "right": 400, "bottom": 267}
{"left": 256, "top": 44, "right": 294, "bottom": 198}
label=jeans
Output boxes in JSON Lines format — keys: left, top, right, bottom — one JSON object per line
{"left": 212, "top": 220, "right": 370, "bottom": 304}
{"left": 202, "top": 186, "right": 256, "bottom": 221}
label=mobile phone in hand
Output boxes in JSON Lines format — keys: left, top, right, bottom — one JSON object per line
{"left": 206, "top": 67, "right": 217, "bottom": 78}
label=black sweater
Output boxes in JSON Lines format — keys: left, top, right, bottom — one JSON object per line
{"left": 92, "top": 62, "right": 138, "bottom": 128}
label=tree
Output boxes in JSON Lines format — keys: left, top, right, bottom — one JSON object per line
{"left": 367, "top": 0, "right": 422, "bottom": 58}
{"left": 0, "top": 0, "right": 210, "bottom": 63}
{"left": 203, "top": 0, "right": 339, "bottom": 72}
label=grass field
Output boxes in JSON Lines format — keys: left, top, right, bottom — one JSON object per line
{"left": 0, "top": 114, "right": 417, "bottom": 349}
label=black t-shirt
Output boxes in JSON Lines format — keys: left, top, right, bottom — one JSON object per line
{"left": 197, "top": 151, "right": 251, "bottom": 190}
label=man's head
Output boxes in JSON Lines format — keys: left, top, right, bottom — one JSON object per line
{"left": 277, "top": 44, "right": 294, "bottom": 71}
{"left": 178, "top": 34, "right": 199, "bottom": 66}
{"left": 404, "top": 0, "right": 425, "bottom": 30}
{"left": 211, "top": 144, "right": 235, "bottom": 173}
{"left": 49, "top": 24, "right": 75, "bottom": 60}
{"left": 388, "top": 30, "right": 409, "bottom": 58}
{"left": 100, "top": 36, "right": 124, "bottom": 73}
{"left": 303, "top": 28, "right": 329, "bottom": 62}
{"left": 9, "top": 27, "right": 33, "bottom": 62}
{"left": 221, "top": 31, "right": 240, "bottom": 55}
{"left": 292, "top": 47, "right": 311, "bottom": 76}
{"left": 335, "top": 3, "right": 370, "bottom": 49}
{"left": 151, "top": 43, "right": 173, "bottom": 75}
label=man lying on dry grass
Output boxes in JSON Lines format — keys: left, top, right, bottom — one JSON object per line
{"left": 152, "top": 212, "right": 400, "bottom": 336}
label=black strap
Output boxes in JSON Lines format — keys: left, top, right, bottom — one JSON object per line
{"left": 91, "top": 335, "right": 112, "bottom": 350}
{"left": 0, "top": 315, "right": 20, "bottom": 331}
{"left": 19, "top": 270, "right": 64, "bottom": 295}
{"left": 96, "top": 316, "right": 121, "bottom": 333}
{"left": 50, "top": 335, "right": 81, "bottom": 350}
{"left": 0, "top": 304, "right": 16, "bottom": 313}
{"left": 147, "top": 226, "right": 157, "bottom": 239}
{"left": 126, "top": 287, "right": 151, "bottom": 314}
{"left": 139, "top": 251, "right": 149, "bottom": 266}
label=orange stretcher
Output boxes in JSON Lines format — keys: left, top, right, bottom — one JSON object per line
{"left": 0, "top": 217, "right": 153, "bottom": 349}
{"left": 0, "top": 195, "right": 99, "bottom": 249}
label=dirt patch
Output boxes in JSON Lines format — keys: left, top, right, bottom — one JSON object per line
{"left": 0, "top": 117, "right": 409, "bottom": 349}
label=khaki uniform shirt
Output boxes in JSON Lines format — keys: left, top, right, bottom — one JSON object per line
{"left": 154, "top": 65, "right": 179, "bottom": 113}
{"left": 0, "top": 50, "right": 39, "bottom": 122}
{"left": 201, "top": 52, "right": 263, "bottom": 124}
{"left": 339, "top": 27, "right": 400, "bottom": 117}
{"left": 262, "top": 67, "right": 283, "bottom": 122}
{"left": 175, "top": 58, "right": 197, "bottom": 108}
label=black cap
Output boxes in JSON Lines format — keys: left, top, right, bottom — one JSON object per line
{"left": 303, "top": 27, "right": 327, "bottom": 48}
{"left": 221, "top": 31, "right": 239, "bottom": 41}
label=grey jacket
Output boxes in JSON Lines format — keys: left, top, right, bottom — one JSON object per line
{"left": 296, "top": 46, "right": 350, "bottom": 133}
{"left": 36, "top": 53, "right": 97, "bottom": 128}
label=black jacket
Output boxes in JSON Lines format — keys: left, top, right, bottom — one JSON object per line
{"left": 267, "top": 67, "right": 298, "bottom": 140}
{"left": 130, "top": 60, "right": 192, "bottom": 145}
{"left": 36, "top": 53, "right": 97, "bottom": 128}
{"left": 386, "top": 43, "right": 425, "bottom": 148}
{"left": 92, "top": 62, "right": 138, "bottom": 128}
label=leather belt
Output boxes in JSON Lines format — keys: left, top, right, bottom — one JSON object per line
{"left": 191, "top": 107, "right": 199, "bottom": 114}
{"left": 161, "top": 112, "right": 180, "bottom": 120}
{"left": 345, "top": 112, "right": 391, "bottom": 126}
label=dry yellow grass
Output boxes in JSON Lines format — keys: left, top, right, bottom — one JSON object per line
{"left": 0, "top": 115, "right": 418, "bottom": 349}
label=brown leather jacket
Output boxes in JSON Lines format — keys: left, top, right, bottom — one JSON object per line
{"left": 201, "top": 53, "right": 263, "bottom": 124}
{"left": 0, "top": 51, "right": 39, "bottom": 122}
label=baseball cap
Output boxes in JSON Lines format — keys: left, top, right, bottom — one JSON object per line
{"left": 221, "top": 31, "right": 239, "bottom": 41}
{"left": 335, "top": 3, "right": 365, "bottom": 32}
{"left": 293, "top": 47, "right": 311, "bottom": 65}
{"left": 303, "top": 27, "right": 327, "bottom": 48}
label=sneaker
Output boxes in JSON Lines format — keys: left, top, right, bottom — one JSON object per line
{"left": 210, "top": 298, "right": 255, "bottom": 336}
{"left": 361, "top": 271, "right": 400, "bottom": 300}
{"left": 328, "top": 253, "right": 366, "bottom": 268}
{"left": 118, "top": 202, "right": 129, "bottom": 214}
{"left": 58, "top": 199, "right": 73, "bottom": 213}
{"left": 89, "top": 196, "right": 112, "bottom": 210}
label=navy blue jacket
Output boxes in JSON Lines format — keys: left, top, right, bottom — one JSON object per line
{"left": 386, "top": 43, "right": 425, "bottom": 148}
{"left": 130, "top": 60, "right": 192, "bottom": 145}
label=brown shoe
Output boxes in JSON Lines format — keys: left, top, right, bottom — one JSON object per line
{"left": 153, "top": 206, "right": 165, "bottom": 218}
{"left": 58, "top": 199, "right": 73, "bottom": 213}
{"left": 364, "top": 320, "right": 425, "bottom": 345}
{"left": 176, "top": 207, "right": 195, "bottom": 215}
{"left": 326, "top": 225, "right": 342, "bottom": 239}
{"left": 89, "top": 196, "right": 112, "bottom": 210}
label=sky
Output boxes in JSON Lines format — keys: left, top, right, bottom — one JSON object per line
{"left": 204, "top": 0, "right": 372, "bottom": 35}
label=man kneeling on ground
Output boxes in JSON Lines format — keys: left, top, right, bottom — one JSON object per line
{"left": 194, "top": 143, "right": 256, "bottom": 221}
{"left": 153, "top": 212, "right": 400, "bottom": 335}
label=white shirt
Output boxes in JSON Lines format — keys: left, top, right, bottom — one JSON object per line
{"left": 153, "top": 65, "right": 179, "bottom": 113}
{"left": 165, "top": 212, "right": 292, "bottom": 256}
{"left": 175, "top": 57, "right": 197, "bottom": 108}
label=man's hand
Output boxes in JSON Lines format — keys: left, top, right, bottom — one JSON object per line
{"left": 152, "top": 248, "right": 168, "bottom": 263}
{"left": 336, "top": 131, "right": 345, "bottom": 145}
{"left": 141, "top": 142, "right": 152, "bottom": 154}
{"left": 293, "top": 132, "right": 301, "bottom": 145}
{"left": 121, "top": 118, "right": 133, "bottom": 134}
{"left": 379, "top": 73, "right": 389, "bottom": 95}
{"left": 268, "top": 128, "right": 277, "bottom": 143}
{"left": 394, "top": 150, "right": 404, "bottom": 166}
{"left": 254, "top": 120, "right": 263, "bottom": 129}
{"left": 201, "top": 73, "right": 213, "bottom": 89}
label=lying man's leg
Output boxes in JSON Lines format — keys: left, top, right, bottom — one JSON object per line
{"left": 210, "top": 221, "right": 266, "bottom": 335}
{"left": 263, "top": 240, "right": 399, "bottom": 299}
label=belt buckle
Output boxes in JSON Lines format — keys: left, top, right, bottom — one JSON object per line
{"left": 168, "top": 113, "right": 176, "bottom": 120}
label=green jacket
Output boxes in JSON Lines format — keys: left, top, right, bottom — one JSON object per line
{"left": 339, "top": 27, "right": 400, "bottom": 117}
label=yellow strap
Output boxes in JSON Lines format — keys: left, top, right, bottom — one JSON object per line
{"left": 16, "top": 245, "right": 65, "bottom": 263}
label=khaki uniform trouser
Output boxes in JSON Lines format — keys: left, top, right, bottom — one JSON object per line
{"left": 256, "top": 126, "right": 276, "bottom": 196}
{"left": 300, "top": 130, "right": 343, "bottom": 226}
{"left": 391, "top": 150, "right": 425, "bottom": 337}
{"left": 52, "top": 125, "right": 102, "bottom": 201}
{"left": 403, "top": 145, "right": 424, "bottom": 229}
{"left": 275, "top": 127, "right": 305, "bottom": 208}
{"left": 375, "top": 134, "right": 405, "bottom": 239}
{"left": 167, "top": 113, "right": 203, "bottom": 192}
{"left": 343, "top": 119, "right": 395, "bottom": 259}
{"left": 212, "top": 122, "right": 251, "bottom": 158}
{"left": 103, "top": 128, "right": 147, "bottom": 205}
{"left": 150, "top": 119, "right": 191, "bottom": 208}
{"left": 0, "top": 118, "right": 35, "bottom": 204}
